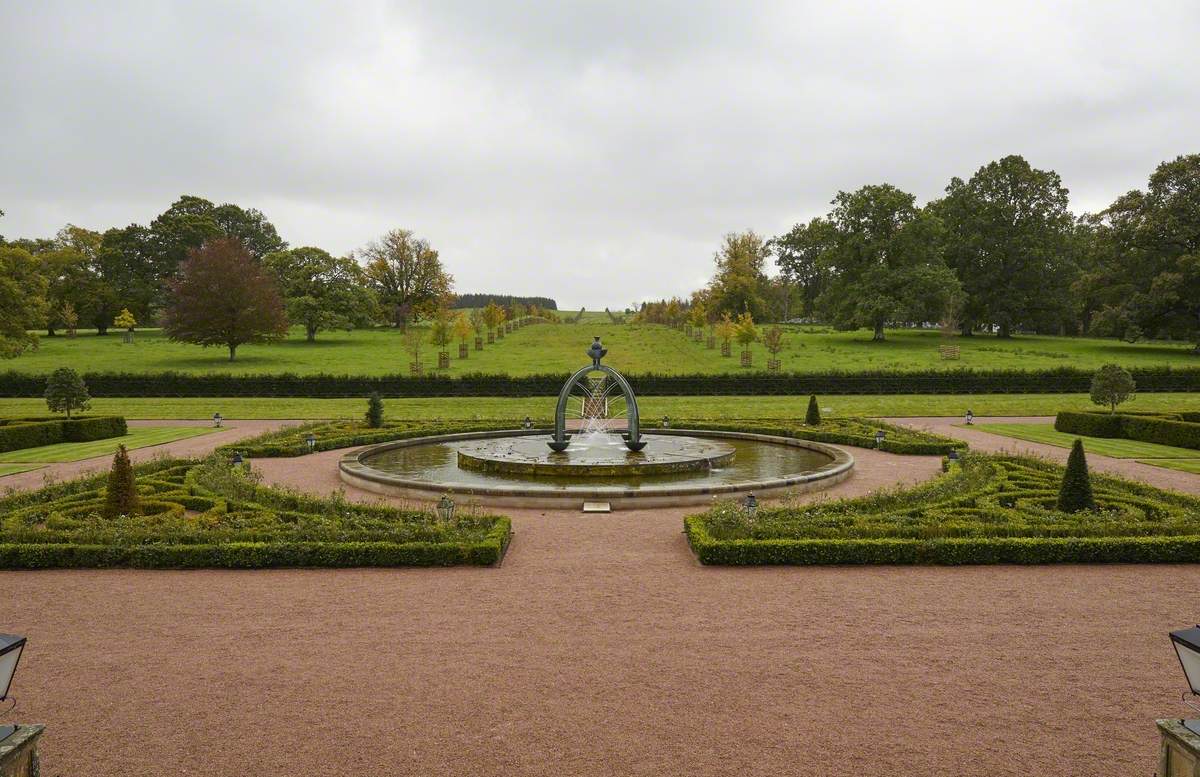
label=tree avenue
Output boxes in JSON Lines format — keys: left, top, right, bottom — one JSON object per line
{"left": 161, "top": 238, "right": 289, "bottom": 360}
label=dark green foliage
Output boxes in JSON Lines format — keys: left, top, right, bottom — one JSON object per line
{"left": 365, "top": 392, "right": 384, "bottom": 428}
{"left": 680, "top": 418, "right": 965, "bottom": 456}
{"left": 1090, "top": 364, "right": 1136, "bottom": 412}
{"left": 1057, "top": 440, "right": 1095, "bottom": 513}
{"left": 0, "top": 458, "right": 511, "bottom": 569}
{"left": 685, "top": 453, "right": 1200, "bottom": 565}
{"left": 221, "top": 418, "right": 547, "bottom": 457}
{"left": 0, "top": 415, "right": 126, "bottom": 453}
{"left": 805, "top": 395, "right": 821, "bottom": 425}
{"left": 44, "top": 367, "right": 90, "bottom": 417}
{"left": 453, "top": 293, "right": 556, "bottom": 310}
{"left": 5, "top": 366, "right": 1200, "bottom": 398}
{"left": 103, "top": 445, "right": 139, "bottom": 518}
{"left": 1056, "top": 411, "right": 1200, "bottom": 451}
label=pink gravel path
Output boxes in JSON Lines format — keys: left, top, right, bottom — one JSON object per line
{"left": 4, "top": 432, "right": 1198, "bottom": 776}
{"left": 890, "top": 416, "right": 1200, "bottom": 495}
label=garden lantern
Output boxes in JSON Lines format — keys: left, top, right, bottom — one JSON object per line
{"left": 1170, "top": 625, "right": 1200, "bottom": 735}
{"left": 948, "top": 449, "right": 960, "bottom": 462}
{"left": 662, "top": 415, "right": 670, "bottom": 429}
{"left": 743, "top": 493, "right": 757, "bottom": 516}
{"left": 231, "top": 451, "right": 244, "bottom": 467}
{"left": 523, "top": 416, "right": 533, "bottom": 430}
{"left": 965, "top": 409, "right": 974, "bottom": 425}
{"left": 305, "top": 433, "right": 317, "bottom": 452}
{"left": 875, "top": 430, "right": 886, "bottom": 447}
{"left": 437, "top": 495, "right": 456, "bottom": 522}
{"left": 212, "top": 412, "right": 222, "bottom": 428}
{"left": 0, "top": 634, "right": 26, "bottom": 743}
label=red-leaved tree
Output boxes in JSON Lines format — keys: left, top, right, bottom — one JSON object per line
{"left": 162, "top": 238, "right": 289, "bottom": 360}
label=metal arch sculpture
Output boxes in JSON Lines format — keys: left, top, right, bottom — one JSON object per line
{"left": 548, "top": 336, "right": 646, "bottom": 452}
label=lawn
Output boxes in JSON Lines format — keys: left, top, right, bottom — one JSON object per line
{"left": 973, "top": 423, "right": 1200, "bottom": 460}
{"left": 2, "top": 393, "right": 1199, "bottom": 421}
{"left": 0, "top": 463, "right": 43, "bottom": 477}
{"left": 0, "top": 427, "right": 217, "bottom": 464}
{"left": 1141, "top": 459, "right": 1200, "bottom": 474}
{"left": 5, "top": 322, "right": 1197, "bottom": 376}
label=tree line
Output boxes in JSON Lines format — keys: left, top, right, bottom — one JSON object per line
{"left": 0, "top": 195, "right": 553, "bottom": 359}
{"left": 637, "top": 153, "right": 1200, "bottom": 350}
{"left": 453, "top": 294, "right": 557, "bottom": 311}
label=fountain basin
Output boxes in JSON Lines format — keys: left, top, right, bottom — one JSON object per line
{"left": 457, "top": 434, "right": 735, "bottom": 477}
{"left": 339, "top": 428, "right": 854, "bottom": 509}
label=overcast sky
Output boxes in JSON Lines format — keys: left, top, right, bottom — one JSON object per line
{"left": 2, "top": 1, "right": 1198, "bottom": 309}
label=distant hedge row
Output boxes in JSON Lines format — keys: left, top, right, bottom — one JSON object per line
{"left": 675, "top": 418, "right": 964, "bottom": 456}
{"left": 1055, "top": 411, "right": 1200, "bottom": 450}
{"left": 3, "top": 366, "right": 1200, "bottom": 397}
{"left": 0, "top": 415, "right": 127, "bottom": 453}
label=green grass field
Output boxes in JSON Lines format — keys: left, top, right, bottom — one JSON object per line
{"left": 7, "top": 322, "right": 1197, "bottom": 376}
{"left": 3, "top": 393, "right": 1199, "bottom": 421}
{"left": 1139, "top": 459, "right": 1200, "bottom": 474}
{"left": 0, "top": 463, "right": 43, "bottom": 477}
{"left": 973, "top": 423, "right": 1200, "bottom": 460}
{"left": 0, "top": 427, "right": 218, "bottom": 464}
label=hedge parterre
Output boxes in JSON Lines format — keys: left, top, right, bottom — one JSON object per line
{"left": 0, "top": 457, "right": 511, "bottom": 569}
{"left": 685, "top": 453, "right": 1200, "bottom": 565}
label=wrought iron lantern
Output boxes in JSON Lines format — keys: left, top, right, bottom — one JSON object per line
{"left": 743, "top": 493, "right": 757, "bottom": 516}
{"left": 965, "top": 409, "right": 974, "bottom": 425}
{"left": 1170, "top": 625, "right": 1200, "bottom": 735}
{"left": 662, "top": 415, "right": 670, "bottom": 429}
{"left": 523, "top": 416, "right": 533, "bottom": 430}
{"left": 212, "top": 412, "right": 222, "bottom": 428}
{"left": 0, "top": 634, "right": 27, "bottom": 743}
{"left": 437, "top": 495, "right": 456, "bottom": 522}
{"left": 875, "top": 430, "right": 886, "bottom": 447}
{"left": 305, "top": 433, "right": 317, "bottom": 452}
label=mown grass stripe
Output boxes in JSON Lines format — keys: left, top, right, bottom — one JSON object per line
{"left": 973, "top": 423, "right": 1200, "bottom": 460}
{"left": 0, "top": 427, "right": 217, "bottom": 463}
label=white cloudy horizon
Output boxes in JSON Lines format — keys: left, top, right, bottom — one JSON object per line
{"left": 2, "top": 0, "right": 1198, "bottom": 310}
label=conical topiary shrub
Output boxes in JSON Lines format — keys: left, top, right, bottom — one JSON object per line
{"left": 1057, "top": 439, "right": 1096, "bottom": 513}
{"left": 103, "top": 444, "right": 139, "bottom": 518}
{"left": 805, "top": 395, "right": 821, "bottom": 426}
{"left": 365, "top": 392, "right": 384, "bottom": 428}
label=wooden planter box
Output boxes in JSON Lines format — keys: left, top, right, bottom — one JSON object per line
{"left": 707, "top": 336, "right": 716, "bottom": 349}
{"left": 409, "top": 362, "right": 422, "bottom": 376}
{"left": 740, "top": 351, "right": 752, "bottom": 367}
{"left": 487, "top": 332, "right": 495, "bottom": 344}
{"left": 694, "top": 332, "right": 704, "bottom": 342}
{"left": 767, "top": 358, "right": 781, "bottom": 371}
{"left": 475, "top": 337, "right": 483, "bottom": 351}
{"left": 438, "top": 352, "right": 450, "bottom": 369}
{"left": 721, "top": 342, "right": 731, "bottom": 357}
{"left": 459, "top": 343, "right": 469, "bottom": 358}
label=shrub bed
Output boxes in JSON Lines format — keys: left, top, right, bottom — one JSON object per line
{"left": 685, "top": 453, "right": 1200, "bottom": 565}
{"left": 0, "top": 457, "right": 511, "bottom": 569}
{"left": 0, "top": 416, "right": 127, "bottom": 453}
{"left": 675, "top": 418, "right": 965, "bottom": 456}
{"left": 3, "top": 366, "right": 1200, "bottom": 397}
{"left": 1055, "top": 411, "right": 1200, "bottom": 450}
{"left": 221, "top": 418, "right": 547, "bottom": 457}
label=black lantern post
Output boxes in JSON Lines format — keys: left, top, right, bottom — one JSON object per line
{"left": 965, "top": 409, "right": 974, "bottom": 425}
{"left": 662, "top": 415, "right": 670, "bottom": 429}
{"left": 1170, "top": 626, "right": 1200, "bottom": 735}
{"left": 212, "top": 412, "right": 222, "bottom": 428}
{"left": 743, "top": 493, "right": 757, "bottom": 516}
{"left": 305, "top": 433, "right": 317, "bottom": 453}
{"left": 437, "top": 495, "right": 456, "bottom": 521}
{"left": 875, "top": 430, "right": 886, "bottom": 448}
{"left": 523, "top": 416, "right": 533, "bottom": 430}
{"left": 231, "top": 451, "right": 244, "bottom": 467}
{"left": 0, "top": 634, "right": 27, "bottom": 742}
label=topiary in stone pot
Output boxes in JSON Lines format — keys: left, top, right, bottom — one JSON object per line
{"left": 1057, "top": 439, "right": 1096, "bottom": 513}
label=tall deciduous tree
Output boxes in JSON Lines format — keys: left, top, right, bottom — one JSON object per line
{"left": 360, "top": 229, "right": 453, "bottom": 329}
{"left": 936, "top": 155, "right": 1076, "bottom": 337}
{"left": 707, "top": 231, "right": 770, "bottom": 320}
{"left": 771, "top": 217, "right": 835, "bottom": 320}
{"left": 161, "top": 238, "right": 289, "bottom": 361}
{"left": 263, "top": 247, "right": 378, "bottom": 341}
{"left": 818, "top": 184, "right": 961, "bottom": 341}
{"left": 0, "top": 245, "right": 49, "bottom": 357}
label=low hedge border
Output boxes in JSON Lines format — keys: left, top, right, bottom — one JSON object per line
{"left": 4, "top": 365, "right": 1200, "bottom": 397}
{"left": 676, "top": 418, "right": 965, "bottom": 456}
{"left": 219, "top": 419, "right": 540, "bottom": 457}
{"left": 684, "top": 519, "right": 1200, "bottom": 565}
{"left": 1056, "top": 411, "right": 1200, "bottom": 450}
{"left": 0, "top": 415, "right": 127, "bottom": 453}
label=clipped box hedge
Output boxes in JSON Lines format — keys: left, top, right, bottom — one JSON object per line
{"left": 0, "top": 415, "right": 127, "bottom": 453}
{"left": 1055, "top": 411, "right": 1200, "bottom": 450}
{"left": 676, "top": 418, "right": 965, "bottom": 456}
{"left": 3, "top": 365, "right": 1200, "bottom": 397}
{"left": 685, "top": 453, "right": 1200, "bottom": 565}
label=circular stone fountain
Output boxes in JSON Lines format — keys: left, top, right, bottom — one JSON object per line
{"left": 339, "top": 337, "right": 854, "bottom": 509}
